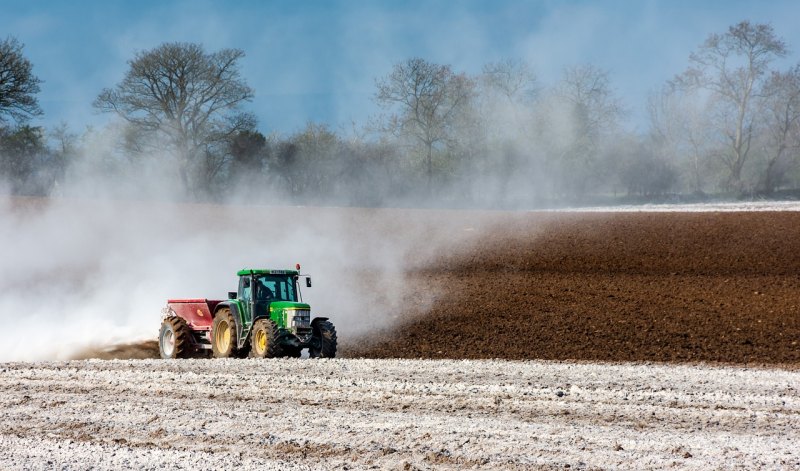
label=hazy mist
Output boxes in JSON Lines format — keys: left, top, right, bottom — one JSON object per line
{"left": 0, "top": 195, "right": 503, "bottom": 361}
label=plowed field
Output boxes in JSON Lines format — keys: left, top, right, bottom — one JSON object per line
{"left": 67, "top": 209, "right": 800, "bottom": 366}
{"left": 347, "top": 212, "right": 800, "bottom": 366}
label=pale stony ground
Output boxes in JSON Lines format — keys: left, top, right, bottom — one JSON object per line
{"left": 554, "top": 200, "right": 800, "bottom": 212}
{"left": 0, "top": 359, "right": 798, "bottom": 470}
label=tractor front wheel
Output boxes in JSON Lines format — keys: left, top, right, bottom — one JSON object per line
{"left": 159, "top": 317, "right": 192, "bottom": 359}
{"left": 309, "top": 320, "right": 337, "bottom": 358}
{"left": 212, "top": 308, "right": 239, "bottom": 358}
{"left": 249, "top": 319, "right": 282, "bottom": 358}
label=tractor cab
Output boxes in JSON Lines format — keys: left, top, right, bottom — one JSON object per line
{"left": 238, "top": 271, "right": 299, "bottom": 303}
{"left": 233, "top": 268, "right": 312, "bottom": 340}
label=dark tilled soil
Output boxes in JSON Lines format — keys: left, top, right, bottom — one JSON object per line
{"left": 72, "top": 341, "right": 160, "bottom": 360}
{"left": 345, "top": 212, "right": 800, "bottom": 365}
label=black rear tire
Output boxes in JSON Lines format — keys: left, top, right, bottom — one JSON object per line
{"left": 309, "top": 320, "right": 337, "bottom": 358}
{"left": 159, "top": 317, "right": 193, "bottom": 359}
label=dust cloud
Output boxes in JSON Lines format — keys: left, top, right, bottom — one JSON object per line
{"left": 0, "top": 194, "right": 491, "bottom": 361}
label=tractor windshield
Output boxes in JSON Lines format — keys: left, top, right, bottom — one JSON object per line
{"left": 254, "top": 274, "right": 298, "bottom": 302}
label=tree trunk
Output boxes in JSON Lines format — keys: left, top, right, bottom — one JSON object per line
{"left": 427, "top": 143, "right": 433, "bottom": 193}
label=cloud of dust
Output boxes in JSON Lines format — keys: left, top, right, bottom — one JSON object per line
{"left": 0, "top": 189, "right": 486, "bottom": 361}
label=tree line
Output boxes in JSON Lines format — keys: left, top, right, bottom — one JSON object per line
{"left": 1, "top": 20, "right": 799, "bottom": 207}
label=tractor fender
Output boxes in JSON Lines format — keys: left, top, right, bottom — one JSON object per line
{"left": 311, "top": 317, "right": 329, "bottom": 328}
{"left": 251, "top": 301, "right": 274, "bottom": 324}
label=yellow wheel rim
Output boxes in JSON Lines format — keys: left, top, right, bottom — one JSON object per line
{"left": 217, "top": 320, "right": 230, "bottom": 353}
{"left": 255, "top": 329, "right": 267, "bottom": 354}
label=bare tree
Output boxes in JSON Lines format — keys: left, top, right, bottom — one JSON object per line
{"left": 375, "top": 58, "right": 474, "bottom": 190}
{"left": 468, "top": 60, "right": 539, "bottom": 204}
{"left": 48, "top": 122, "right": 78, "bottom": 191}
{"left": 648, "top": 87, "right": 714, "bottom": 194}
{"left": 673, "top": 21, "right": 787, "bottom": 192}
{"left": 0, "top": 125, "right": 50, "bottom": 194}
{"left": 759, "top": 65, "right": 800, "bottom": 193}
{"left": 94, "top": 42, "right": 254, "bottom": 196}
{"left": 541, "top": 64, "right": 624, "bottom": 196}
{"left": 268, "top": 123, "right": 344, "bottom": 201}
{"left": 556, "top": 65, "right": 624, "bottom": 142}
{"left": 290, "top": 122, "right": 343, "bottom": 199}
{"left": 617, "top": 132, "right": 678, "bottom": 198}
{"left": 478, "top": 58, "right": 537, "bottom": 141}
{"left": 0, "top": 37, "right": 42, "bottom": 124}
{"left": 480, "top": 59, "right": 538, "bottom": 107}
{"left": 230, "top": 129, "right": 268, "bottom": 175}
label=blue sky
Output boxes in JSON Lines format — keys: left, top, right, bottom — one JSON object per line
{"left": 3, "top": 0, "right": 800, "bottom": 135}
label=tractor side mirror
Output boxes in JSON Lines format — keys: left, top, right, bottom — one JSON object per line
{"left": 228, "top": 291, "right": 237, "bottom": 300}
{"left": 306, "top": 277, "right": 312, "bottom": 288}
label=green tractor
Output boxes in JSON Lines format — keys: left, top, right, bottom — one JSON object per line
{"left": 159, "top": 267, "right": 337, "bottom": 359}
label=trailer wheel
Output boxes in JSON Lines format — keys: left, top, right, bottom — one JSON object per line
{"left": 249, "top": 319, "right": 282, "bottom": 358}
{"left": 212, "top": 308, "right": 239, "bottom": 358}
{"left": 159, "top": 317, "right": 192, "bottom": 359}
{"left": 309, "top": 320, "right": 337, "bottom": 358}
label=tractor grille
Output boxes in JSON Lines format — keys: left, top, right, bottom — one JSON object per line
{"left": 291, "top": 309, "right": 312, "bottom": 340}
{"left": 291, "top": 309, "right": 311, "bottom": 329}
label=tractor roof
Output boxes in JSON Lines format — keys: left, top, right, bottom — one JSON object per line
{"left": 237, "top": 268, "right": 299, "bottom": 276}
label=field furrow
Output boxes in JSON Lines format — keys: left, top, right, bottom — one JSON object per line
{"left": 1, "top": 358, "right": 798, "bottom": 470}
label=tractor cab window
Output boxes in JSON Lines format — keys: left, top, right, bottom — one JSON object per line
{"left": 255, "top": 275, "right": 297, "bottom": 302}
{"left": 240, "top": 276, "right": 252, "bottom": 301}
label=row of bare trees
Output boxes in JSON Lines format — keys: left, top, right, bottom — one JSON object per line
{"left": 652, "top": 21, "right": 800, "bottom": 196}
{"left": 2, "top": 21, "right": 800, "bottom": 205}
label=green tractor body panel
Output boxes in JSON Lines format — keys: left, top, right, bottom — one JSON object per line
{"left": 268, "top": 301, "right": 312, "bottom": 329}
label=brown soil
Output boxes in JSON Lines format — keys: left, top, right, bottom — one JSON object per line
{"left": 72, "top": 341, "right": 160, "bottom": 360}
{"left": 346, "top": 212, "right": 800, "bottom": 366}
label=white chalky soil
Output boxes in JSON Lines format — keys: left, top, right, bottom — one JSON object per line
{"left": 1, "top": 358, "right": 798, "bottom": 470}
